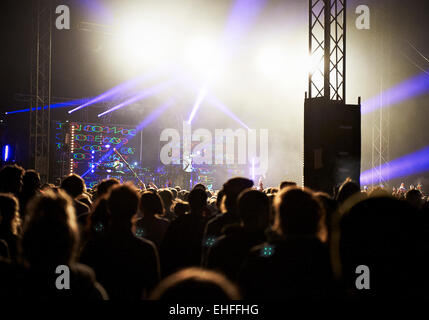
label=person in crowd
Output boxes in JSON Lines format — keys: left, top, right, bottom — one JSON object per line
{"left": 169, "top": 187, "right": 178, "bottom": 200}
{"left": 0, "top": 194, "right": 21, "bottom": 261}
{"left": 87, "top": 198, "right": 110, "bottom": 237}
{"left": 60, "top": 174, "right": 90, "bottom": 217}
{"left": 193, "top": 183, "right": 206, "bottom": 191}
{"left": 80, "top": 197, "right": 111, "bottom": 254}
{"left": 202, "top": 177, "right": 253, "bottom": 264}
{"left": 239, "top": 186, "right": 334, "bottom": 299}
{"left": 214, "top": 189, "right": 225, "bottom": 214}
{"left": 0, "top": 164, "right": 24, "bottom": 196}
{"left": 94, "top": 178, "right": 120, "bottom": 201}
{"left": 150, "top": 267, "right": 240, "bottom": 300}
{"left": 339, "top": 196, "right": 424, "bottom": 298}
{"left": 0, "top": 239, "right": 9, "bottom": 259}
{"left": 161, "top": 188, "right": 208, "bottom": 277}
{"left": 158, "top": 189, "right": 175, "bottom": 221}
{"left": 279, "top": 180, "right": 297, "bottom": 190}
{"left": 0, "top": 189, "right": 107, "bottom": 299}
{"left": 135, "top": 191, "right": 170, "bottom": 249}
{"left": 178, "top": 190, "right": 189, "bottom": 201}
{"left": 406, "top": 189, "right": 423, "bottom": 210}
{"left": 173, "top": 199, "right": 190, "bottom": 219}
{"left": 77, "top": 192, "right": 92, "bottom": 209}
{"left": 18, "top": 169, "right": 41, "bottom": 219}
{"left": 80, "top": 183, "right": 160, "bottom": 300}
{"left": 336, "top": 178, "right": 361, "bottom": 205}
{"left": 314, "top": 192, "right": 338, "bottom": 246}
{"left": 206, "top": 189, "right": 270, "bottom": 281}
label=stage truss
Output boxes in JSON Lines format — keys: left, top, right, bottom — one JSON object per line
{"left": 309, "top": 0, "right": 346, "bottom": 101}
{"left": 29, "top": 0, "right": 52, "bottom": 182}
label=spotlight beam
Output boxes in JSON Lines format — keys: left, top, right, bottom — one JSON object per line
{"left": 68, "top": 65, "right": 168, "bottom": 114}
{"left": 205, "top": 94, "right": 250, "bottom": 130}
{"left": 222, "top": 0, "right": 268, "bottom": 56}
{"left": 188, "top": 0, "right": 267, "bottom": 125}
{"left": 82, "top": 99, "right": 175, "bottom": 178}
{"left": 181, "top": 75, "right": 250, "bottom": 129}
{"left": 187, "top": 83, "right": 208, "bottom": 124}
{"left": 362, "top": 69, "right": 429, "bottom": 115}
{"left": 97, "top": 78, "right": 177, "bottom": 118}
{"left": 360, "top": 145, "right": 429, "bottom": 185}
{"left": 5, "top": 98, "right": 91, "bottom": 115}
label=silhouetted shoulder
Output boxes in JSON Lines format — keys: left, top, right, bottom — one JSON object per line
{"left": 135, "top": 234, "right": 158, "bottom": 253}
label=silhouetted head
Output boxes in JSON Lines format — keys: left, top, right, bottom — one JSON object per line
{"left": 405, "top": 189, "right": 423, "bottom": 210}
{"left": 169, "top": 187, "right": 178, "bottom": 199}
{"left": 61, "top": 174, "right": 86, "bottom": 199}
{"left": 237, "top": 189, "right": 270, "bottom": 231}
{"left": 150, "top": 267, "right": 240, "bottom": 300}
{"left": 179, "top": 190, "right": 189, "bottom": 201}
{"left": 0, "top": 193, "right": 20, "bottom": 235}
{"left": 158, "top": 189, "right": 174, "bottom": 212}
{"left": 216, "top": 189, "right": 225, "bottom": 211}
{"left": 222, "top": 177, "right": 253, "bottom": 213}
{"left": 205, "top": 189, "right": 213, "bottom": 198}
{"left": 0, "top": 165, "right": 25, "bottom": 195}
{"left": 22, "top": 189, "right": 78, "bottom": 267}
{"left": 139, "top": 191, "right": 164, "bottom": 217}
{"left": 192, "top": 183, "right": 206, "bottom": 191}
{"left": 188, "top": 188, "right": 207, "bottom": 214}
{"left": 314, "top": 192, "right": 337, "bottom": 236}
{"left": 336, "top": 178, "right": 360, "bottom": 204}
{"left": 96, "top": 178, "right": 120, "bottom": 199}
{"left": 173, "top": 199, "right": 190, "bottom": 217}
{"left": 107, "top": 183, "right": 139, "bottom": 226}
{"left": 88, "top": 197, "right": 110, "bottom": 235}
{"left": 279, "top": 181, "right": 297, "bottom": 190}
{"left": 22, "top": 169, "right": 41, "bottom": 193}
{"left": 339, "top": 197, "right": 419, "bottom": 297}
{"left": 274, "top": 186, "right": 324, "bottom": 237}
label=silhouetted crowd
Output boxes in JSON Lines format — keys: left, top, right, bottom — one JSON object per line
{"left": 1, "top": 164, "right": 429, "bottom": 300}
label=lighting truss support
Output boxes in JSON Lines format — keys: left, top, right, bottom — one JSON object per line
{"left": 370, "top": 7, "right": 391, "bottom": 187}
{"left": 309, "top": 0, "right": 346, "bottom": 101}
{"left": 29, "top": 0, "right": 52, "bottom": 182}
{"left": 371, "top": 91, "right": 390, "bottom": 187}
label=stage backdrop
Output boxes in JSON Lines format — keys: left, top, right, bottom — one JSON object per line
{"left": 52, "top": 120, "right": 142, "bottom": 189}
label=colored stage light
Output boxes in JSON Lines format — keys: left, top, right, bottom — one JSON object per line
{"left": 68, "top": 66, "right": 168, "bottom": 114}
{"left": 97, "top": 79, "right": 176, "bottom": 118}
{"left": 181, "top": 75, "right": 250, "bottom": 129}
{"left": 3, "top": 145, "right": 9, "bottom": 162}
{"left": 187, "top": 84, "right": 208, "bottom": 124}
{"left": 82, "top": 99, "right": 175, "bottom": 178}
{"left": 5, "top": 98, "right": 90, "bottom": 115}
{"left": 360, "top": 145, "right": 429, "bottom": 185}
{"left": 362, "top": 69, "right": 429, "bottom": 115}
{"left": 186, "top": 0, "right": 267, "bottom": 127}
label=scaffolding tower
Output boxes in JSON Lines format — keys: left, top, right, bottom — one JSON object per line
{"left": 29, "top": 0, "right": 52, "bottom": 182}
{"left": 370, "top": 6, "right": 391, "bottom": 187}
{"left": 308, "top": 0, "right": 346, "bottom": 101}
